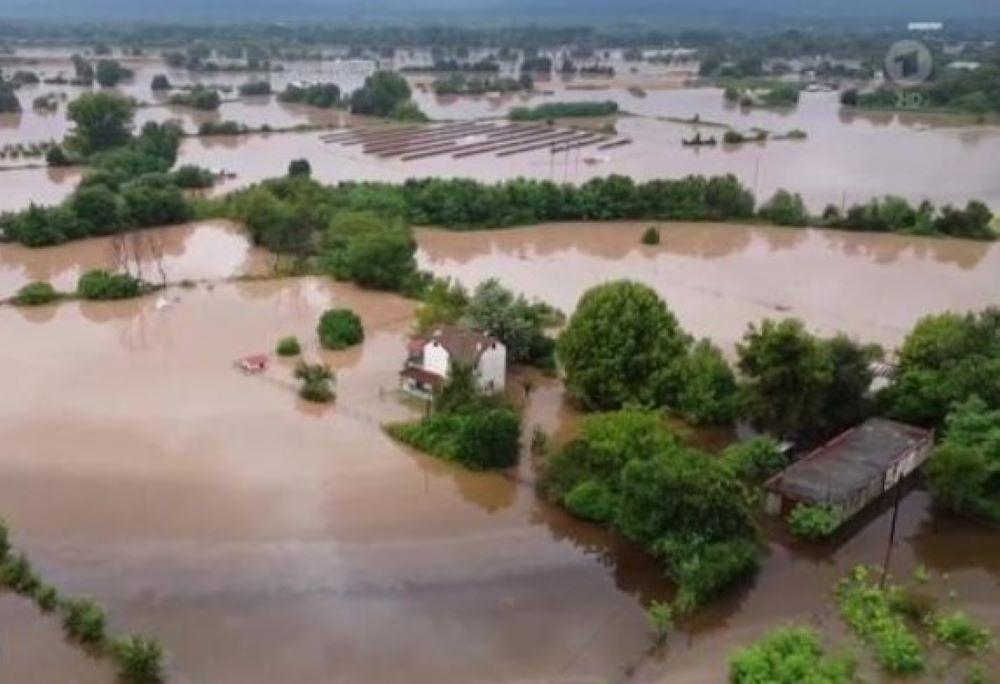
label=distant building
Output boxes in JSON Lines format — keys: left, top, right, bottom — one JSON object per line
{"left": 908, "top": 22, "right": 943, "bottom": 31}
{"left": 400, "top": 325, "right": 507, "bottom": 399}
{"left": 763, "top": 418, "right": 934, "bottom": 529}
{"left": 947, "top": 61, "right": 981, "bottom": 71}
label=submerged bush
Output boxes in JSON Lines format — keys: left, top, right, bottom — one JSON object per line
{"left": 77, "top": 269, "right": 143, "bottom": 300}
{"left": 641, "top": 226, "right": 661, "bottom": 245}
{"left": 61, "top": 598, "right": 107, "bottom": 645}
{"left": 729, "top": 626, "right": 856, "bottom": 684}
{"left": 112, "top": 634, "right": 165, "bottom": 683}
{"left": 317, "top": 308, "right": 364, "bottom": 349}
{"left": 646, "top": 601, "right": 674, "bottom": 644}
{"left": 0, "top": 552, "right": 40, "bottom": 595}
{"left": 787, "top": 503, "right": 842, "bottom": 540}
{"left": 34, "top": 583, "right": 60, "bottom": 612}
{"left": 722, "top": 437, "right": 787, "bottom": 482}
{"left": 930, "top": 611, "right": 992, "bottom": 654}
{"left": 836, "top": 565, "right": 925, "bottom": 675}
{"left": 13, "top": 281, "right": 59, "bottom": 306}
{"left": 275, "top": 335, "right": 301, "bottom": 356}
{"left": 564, "top": 480, "right": 618, "bottom": 523}
{"left": 294, "top": 361, "right": 335, "bottom": 403}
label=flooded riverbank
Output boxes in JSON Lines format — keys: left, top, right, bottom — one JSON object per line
{"left": 0, "top": 222, "right": 996, "bottom": 682}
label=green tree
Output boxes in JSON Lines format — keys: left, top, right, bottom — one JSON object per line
{"left": 821, "top": 335, "right": 881, "bottom": 433}
{"left": 317, "top": 309, "right": 364, "bottom": 349}
{"left": 676, "top": 339, "right": 740, "bottom": 425}
{"left": 66, "top": 91, "right": 135, "bottom": 154}
{"left": 924, "top": 397, "right": 1000, "bottom": 522}
{"left": 465, "top": 278, "right": 556, "bottom": 365}
{"left": 558, "top": 281, "right": 691, "bottom": 410}
{"left": 0, "top": 81, "right": 21, "bottom": 113}
{"left": 288, "top": 158, "right": 312, "bottom": 177}
{"left": 349, "top": 70, "right": 413, "bottom": 117}
{"left": 95, "top": 59, "right": 132, "bottom": 87}
{"left": 737, "top": 319, "right": 833, "bottom": 439}
{"left": 71, "top": 185, "right": 126, "bottom": 235}
{"left": 759, "top": 190, "right": 809, "bottom": 226}
{"left": 881, "top": 308, "right": 1000, "bottom": 428}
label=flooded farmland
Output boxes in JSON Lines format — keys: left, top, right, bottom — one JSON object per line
{"left": 2, "top": 53, "right": 1000, "bottom": 215}
{"left": 0, "top": 222, "right": 997, "bottom": 682}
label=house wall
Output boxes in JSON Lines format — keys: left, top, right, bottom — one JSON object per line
{"left": 423, "top": 341, "right": 451, "bottom": 378}
{"left": 477, "top": 342, "right": 507, "bottom": 392}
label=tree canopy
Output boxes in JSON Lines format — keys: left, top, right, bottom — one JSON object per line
{"left": 66, "top": 91, "right": 135, "bottom": 154}
{"left": 558, "top": 281, "right": 691, "bottom": 410}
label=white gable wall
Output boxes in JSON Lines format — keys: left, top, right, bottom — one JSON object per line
{"left": 422, "top": 341, "right": 451, "bottom": 378}
{"left": 477, "top": 341, "right": 506, "bottom": 392}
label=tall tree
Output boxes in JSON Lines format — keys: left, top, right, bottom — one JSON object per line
{"left": 66, "top": 91, "right": 135, "bottom": 154}
{"left": 558, "top": 281, "right": 690, "bottom": 410}
{"left": 737, "top": 319, "right": 833, "bottom": 439}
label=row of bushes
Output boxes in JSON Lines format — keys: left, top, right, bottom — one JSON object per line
{"left": 758, "top": 190, "right": 995, "bottom": 239}
{"left": 509, "top": 100, "right": 619, "bottom": 121}
{"left": 278, "top": 83, "right": 342, "bottom": 109}
{"left": 0, "top": 520, "right": 164, "bottom": 683}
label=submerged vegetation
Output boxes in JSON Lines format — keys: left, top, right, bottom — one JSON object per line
{"left": 0, "top": 519, "right": 165, "bottom": 683}
{"left": 729, "top": 627, "right": 856, "bottom": 684}
{"left": 509, "top": 100, "right": 619, "bottom": 121}
{"left": 317, "top": 308, "right": 364, "bottom": 350}
{"left": 542, "top": 408, "right": 760, "bottom": 610}
{"left": 387, "top": 365, "right": 521, "bottom": 470}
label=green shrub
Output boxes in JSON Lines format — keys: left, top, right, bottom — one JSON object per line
{"left": 112, "top": 634, "right": 164, "bottom": 684}
{"left": 646, "top": 601, "right": 674, "bottom": 645}
{"left": 77, "top": 269, "right": 142, "bottom": 300}
{"left": 729, "top": 626, "right": 856, "bottom": 684}
{"left": 564, "top": 480, "right": 618, "bottom": 523}
{"left": 787, "top": 503, "right": 842, "bottom": 540}
{"left": 61, "top": 598, "right": 107, "bottom": 645}
{"left": 930, "top": 612, "right": 992, "bottom": 654}
{"left": 664, "top": 537, "right": 761, "bottom": 612}
{"left": 509, "top": 100, "right": 618, "bottom": 120}
{"left": 13, "top": 281, "right": 59, "bottom": 306}
{"left": 317, "top": 308, "right": 364, "bottom": 349}
{"left": 641, "top": 226, "right": 660, "bottom": 245}
{"left": 388, "top": 405, "right": 521, "bottom": 470}
{"left": 721, "top": 437, "right": 787, "bottom": 481}
{"left": 34, "top": 583, "right": 60, "bottom": 612}
{"left": 0, "top": 519, "right": 8, "bottom": 558}
{"left": 0, "top": 552, "right": 40, "bottom": 595}
{"left": 836, "top": 566, "right": 925, "bottom": 675}
{"left": 172, "top": 165, "right": 214, "bottom": 189}
{"left": 294, "top": 361, "right": 335, "bottom": 403}
{"left": 276, "top": 336, "right": 301, "bottom": 356}
{"left": 966, "top": 662, "right": 988, "bottom": 684}
{"left": 288, "top": 158, "right": 312, "bottom": 177}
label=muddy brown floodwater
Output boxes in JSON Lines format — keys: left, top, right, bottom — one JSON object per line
{"left": 417, "top": 221, "right": 1000, "bottom": 351}
{"left": 0, "top": 222, "right": 997, "bottom": 683}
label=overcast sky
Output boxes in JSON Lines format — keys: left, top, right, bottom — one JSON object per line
{"left": 0, "top": 0, "right": 998, "bottom": 23}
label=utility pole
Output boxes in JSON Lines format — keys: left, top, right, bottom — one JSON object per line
{"left": 880, "top": 482, "right": 903, "bottom": 588}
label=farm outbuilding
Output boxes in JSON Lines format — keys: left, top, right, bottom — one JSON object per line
{"left": 763, "top": 418, "right": 934, "bottom": 528}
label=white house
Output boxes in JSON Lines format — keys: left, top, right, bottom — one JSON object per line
{"left": 400, "top": 325, "right": 506, "bottom": 399}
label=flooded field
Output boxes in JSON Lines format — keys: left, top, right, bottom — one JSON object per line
{"left": 2, "top": 54, "right": 999, "bottom": 215}
{"left": 0, "top": 221, "right": 997, "bottom": 682}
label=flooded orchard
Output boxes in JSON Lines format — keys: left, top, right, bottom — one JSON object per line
{"left": 0, "top": 223, "right": 997, "bottom": 682}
